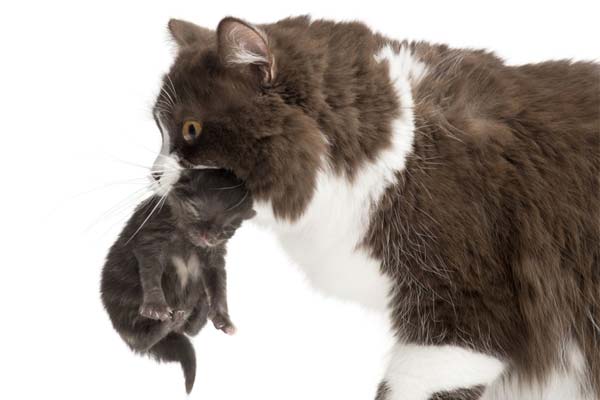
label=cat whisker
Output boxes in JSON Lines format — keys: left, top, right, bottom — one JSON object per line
{"left": 95, "top": 192, "right": 158, "bottom": 240}
{"left": 84, "top": 186, "right": 153, "bottom": 233}
{"left": 156, "top": 190, "right": 170, "bottom": 215}
{"left": 78, "top": 178, "right": 154, "bottom": 195}
{"left": 155, "top": 101, "right": 173, "bottom": 112}
{"left": 107, "top": 157, "right": 154, "bottom": 171}
{"left": 226, "top": 190, "right": 249, "bottom": 211}
{"left": 155, "top": 107, "right": 173, "bottom": 116}
{"left": 167, "top": 74, "right": 179, "bottom": 103}
{"left": 125, "top": 190, "right": 171, "bottom": 244}
{"left": 209, "top": 182, "right": 244, "bottom": 191}
{"left": 159, "top": 86, "right": 176, "bottom": 108}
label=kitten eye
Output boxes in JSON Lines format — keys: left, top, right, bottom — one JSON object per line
{"left": 182, "top": 120, "right": 202, "bottom": 143}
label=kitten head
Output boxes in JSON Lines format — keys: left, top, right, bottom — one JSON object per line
{"left": 151, "top": 17, "right": 326, "bottom": 221}
{"left": 167, "top": 169, "right": 255, "bottom": 248}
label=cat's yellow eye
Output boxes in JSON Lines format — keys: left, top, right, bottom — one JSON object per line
{"left": 182, "top": 120, "right": 202, "bottom": 143}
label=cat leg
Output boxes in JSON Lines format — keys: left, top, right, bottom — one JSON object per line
{"left": 184, "top": 301, "right": 210, "bottom": 336}
{"left": 377, "top": 343, "right": 504, "bottom": 400}
{"left": 429, "top": 386, "right": 485, "bottom": 400}
{"left": 202, "top": 253, "right": 236, "bottom": 334}
{"left": 135, "top": 251, "right": 172, "bottom": 321}
{"left": 124, "top": 315, "right": 188, "bottom": 353}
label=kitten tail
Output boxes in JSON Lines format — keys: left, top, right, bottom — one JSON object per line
{"left": 149, "top": 332, "right": 196, "bottom": 393}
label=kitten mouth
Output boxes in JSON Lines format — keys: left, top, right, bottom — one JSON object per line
{"left": 193, "top": 235, "right": 219, "bottom": 248}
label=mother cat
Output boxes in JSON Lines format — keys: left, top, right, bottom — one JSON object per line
{"left": 149, "top": 16, "right": 599, "bottom": 400}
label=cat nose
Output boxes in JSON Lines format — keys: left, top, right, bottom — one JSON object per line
{"left": 151, "top": 171, "right": 162, "bottom": 181}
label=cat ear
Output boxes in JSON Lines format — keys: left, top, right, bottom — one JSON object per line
{"left": 168, "top": 19, "right": 213, "bottom": 48}
{"left": 217, "top": 17, "right": 275, "bottom": 84}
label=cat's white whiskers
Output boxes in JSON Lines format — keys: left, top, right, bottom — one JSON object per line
{"left": 155, "top": 100, "right": 173, "bottom": 113}
{"left": 78, "top": 178, "right": 153, "bottom": 195}
{"left": 156, "top": 189, "right": 171, "bottom": 215}
{"left": 159, "top": 86, "right": 176, "bottom": 108}
{"left": 84, "top": 186, "right": 153, "bottom": 233}
{"left": 125, "top": 190, "right": 171, "bottom": 244}
{"left": 166, "top": 75, "right": 179, "bottom": 103}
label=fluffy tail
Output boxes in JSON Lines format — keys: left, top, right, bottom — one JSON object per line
{"left": 149, "top": 332, "right": 196, "bottom": 393}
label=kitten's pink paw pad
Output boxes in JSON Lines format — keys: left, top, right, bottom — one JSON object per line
{"left": 211, "top": 314, "right": 235, "bottom": 335}
{"left": 223, "top": 325, "right": 237, "bottom": 336}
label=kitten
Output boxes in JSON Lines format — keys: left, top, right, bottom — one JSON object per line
{"left": 101, "top": 168, "right": 255, "bottom": 393}
{"left": 147, "top": 16, "right": 599, "bottom": 400}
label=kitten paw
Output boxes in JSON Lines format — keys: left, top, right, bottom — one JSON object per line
{"left": 139, "top": 302, "right": 172, "bottom": 321}
{"left": 172, "top": 309, "right": 189, "bottom": 322}
{"left": 211, "top": 314, "right": 236, "bottom": 335}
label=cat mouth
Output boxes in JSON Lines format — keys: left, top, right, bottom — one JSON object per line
{"left": 179, "top": 157, "right": 221, "bottom": 171}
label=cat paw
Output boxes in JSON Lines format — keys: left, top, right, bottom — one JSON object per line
{"left": 172, "top": 309, "right": 189, "bottom": 322}
{"left": 139, "top": 302, "right": 172, "bottom": 321}
{"left": 211, "top": 314, "right": 236, "bottom": 335}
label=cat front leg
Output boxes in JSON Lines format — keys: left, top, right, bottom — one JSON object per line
{"left": 429, "top": 387, "right": 485, "bottom": 400}
{"left": 135, "top": 251, "right": 172, "bottom": 321}
{"left": 377, "top": 343, "right": 504, "bottom": 400}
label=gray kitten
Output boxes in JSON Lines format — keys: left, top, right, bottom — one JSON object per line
{"left": 101, "top": 168, "right": 255, "bottom": 393}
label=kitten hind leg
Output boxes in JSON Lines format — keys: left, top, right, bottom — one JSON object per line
{"left": 184, "top": 302, "right": 210, "bottom": 336}
{"left": 123, "top": 318, "right": 185, "bottom": 353}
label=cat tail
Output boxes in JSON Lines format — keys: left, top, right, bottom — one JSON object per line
{"left": 149, "top": 332, "right": 196, "bottom": 393}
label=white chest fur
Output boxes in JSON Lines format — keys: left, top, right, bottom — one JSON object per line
{"left": 253, "top": 169, "right": 394, "bottom": 311}
{"left": 253, "top": 45, "right": 426, "bottom": 312}
{"left": 171, "top": 253, "right": 201, "bottom": 289}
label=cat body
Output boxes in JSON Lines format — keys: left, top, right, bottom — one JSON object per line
{"left": 149, "top": 16, "right": 599, "bottom": 399}
{"left": 101, "top": 169, "right": 254, "bottom": 393}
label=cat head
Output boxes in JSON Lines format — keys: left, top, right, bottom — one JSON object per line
{"left": 150, "top": 17, "right": 326, "bottom": 221}
{"left": 167, "top": 169, "right": 255, "bottom": 248}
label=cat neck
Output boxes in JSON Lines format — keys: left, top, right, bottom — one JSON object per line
{"left": 251, "top": 39, "right": 428, "bottom": 309}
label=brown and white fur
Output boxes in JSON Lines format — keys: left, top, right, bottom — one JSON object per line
{"left": 148, "top": 16, "right": 599, "bottom": 400}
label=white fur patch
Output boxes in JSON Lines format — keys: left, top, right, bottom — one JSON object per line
{"left": 375, "top": 45, "right": 428, "bottom": 86}
{"left": 384, "top": 343, "right": 505, "bottom": 400}
{"left": 150, "top": 153, "right": 181, "bottom": 196}
{"left": 171, "top": 253, "right": 201, "bottom": 289}
{"left": 483, "top": 341, "right": 594, "bottom": 400}
{"left": 253, "top": 44, "right": 426, "bottom": 311}
{"left": 225, "top": 26, "right": 270, "bottom": 66}
{"left": 150, "top": 116, "right": 181, "bottom": 196}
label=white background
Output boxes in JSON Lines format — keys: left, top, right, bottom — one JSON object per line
{"left": 0, "top": 1, "right": 598, "bottom": 399}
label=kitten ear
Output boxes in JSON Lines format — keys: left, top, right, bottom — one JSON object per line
{"left": 217, "top": 17, "right": 275, "bottom": 84}
{"left": 168, "top": 19, "right": 213, "bottom": 48}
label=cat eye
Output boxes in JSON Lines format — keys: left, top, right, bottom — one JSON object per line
{"left": 182, "top": 120, "right": 202, "bottom": 143}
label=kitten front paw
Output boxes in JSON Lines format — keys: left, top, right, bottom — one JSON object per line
{"left": 139, "top": 302, "right": 172, "bottom": 321}
{"left": 211, "top": 313, "right": 236, "bottom": 335}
